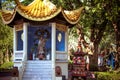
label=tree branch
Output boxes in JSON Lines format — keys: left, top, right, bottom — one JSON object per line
{"left": 95, "top": 19, "right": 108, "bottom": 44}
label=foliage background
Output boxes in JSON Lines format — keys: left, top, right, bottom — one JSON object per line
{"left": 0, "top": 12, "right": 13, "bottom": 66}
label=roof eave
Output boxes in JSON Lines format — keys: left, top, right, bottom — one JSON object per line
{"left": 16, "top": 6, "right": 62, "bottom": 21}
{"left": 1, "top": 8, "right": 16, "bottom": 24}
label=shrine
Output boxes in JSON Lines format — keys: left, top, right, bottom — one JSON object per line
{"left": 1, "top": 0, "right": 84, "bottom": 80}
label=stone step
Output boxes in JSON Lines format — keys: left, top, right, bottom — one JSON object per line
{"left": 23, "top": 77, "right": 52, "bottom": 80}
{"left": 25, "top": 68, "right": 52, "bottom": 72}
{"left": 25, "top": 61, "right": 52, "bottom": 68}
{"left": 26, "top": 63, "right": 52, "bottom": 67}
{"left": 22, "top": 60, "right": 52, "bottom": 80}
{"left": 23, "top": 73, "right": 52, "bottom": 77}
{"left": 27, "top": 60, "right": 52, "bottom": 64}
{"left": 24, "top": 71, "right": 52, "bottom": 75}
{"left": 25, "top": 66, "right": 52, "bottom": 69}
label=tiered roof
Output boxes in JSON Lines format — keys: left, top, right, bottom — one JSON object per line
{"left": 1, "top": 0, "right": 84, "bottom": 25}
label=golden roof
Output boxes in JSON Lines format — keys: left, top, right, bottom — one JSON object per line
{"left": 1, "top": 0, "right": 84, "bottom": 25}
{"left": 62, "top": 7, "right": 84, "bottom": 24}
{"left": 1, "top": 9, "right": 16, "bottom": 24}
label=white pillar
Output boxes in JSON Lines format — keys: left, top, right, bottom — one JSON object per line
{"left": 23, "top": 23, "right": 28, "bottom": 61}
{"left": 65, "top": 27, "right": 68, "bottom": 52}
{"left": 65, "top": 27, "right": 68, "bottom": 79}
{"left": 51, "top": 23, "right": 56, "bottom": 80}
{"left": 13, "top": 26, "right": 17, "bottom": 61}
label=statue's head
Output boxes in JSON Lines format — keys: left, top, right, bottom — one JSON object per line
{"left": 35, "top": 29, "right": 50, "bottom": 40}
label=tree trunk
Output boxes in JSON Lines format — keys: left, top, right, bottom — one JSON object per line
{"left": 6, "top": 48, "right": 9, "bottom": 62}
{"left": 89, "top": 20, "right": 108, "bottom": 71}
{"left": 113, "top": 12, "right": 120, "bottom": 69}
{"left": 116, "top": 15, "right": 120, "bottom": 48}
{"left": 0, "top": 52, "right": 3, "bottom": 65}
{"left": 89, "top": 43, "right": 98, "bottom": 71}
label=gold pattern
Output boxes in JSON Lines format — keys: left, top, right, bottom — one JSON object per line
{"left": 15, "top": 24, "right": 23, "bottom": 31}
{"left": 56, "top": 23, "right": 68, "bottom": 32}
{"left": 62, "top": 7, "right": 84, "bottom": 24}
{"left": 1, "top": 0, "right": 84, "bottom": 25}
{"left": 1, "top": 9, "right": 16, "bottom": 24}
{"left": 15, "top": 0, "right": 59, "bottom": 20}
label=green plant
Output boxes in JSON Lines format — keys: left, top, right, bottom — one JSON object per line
{"left": 95, "top": 72, "right": 120, "bottom": 80}
{"left": 0, "top": 62, "right": 13, "bottom": 69}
